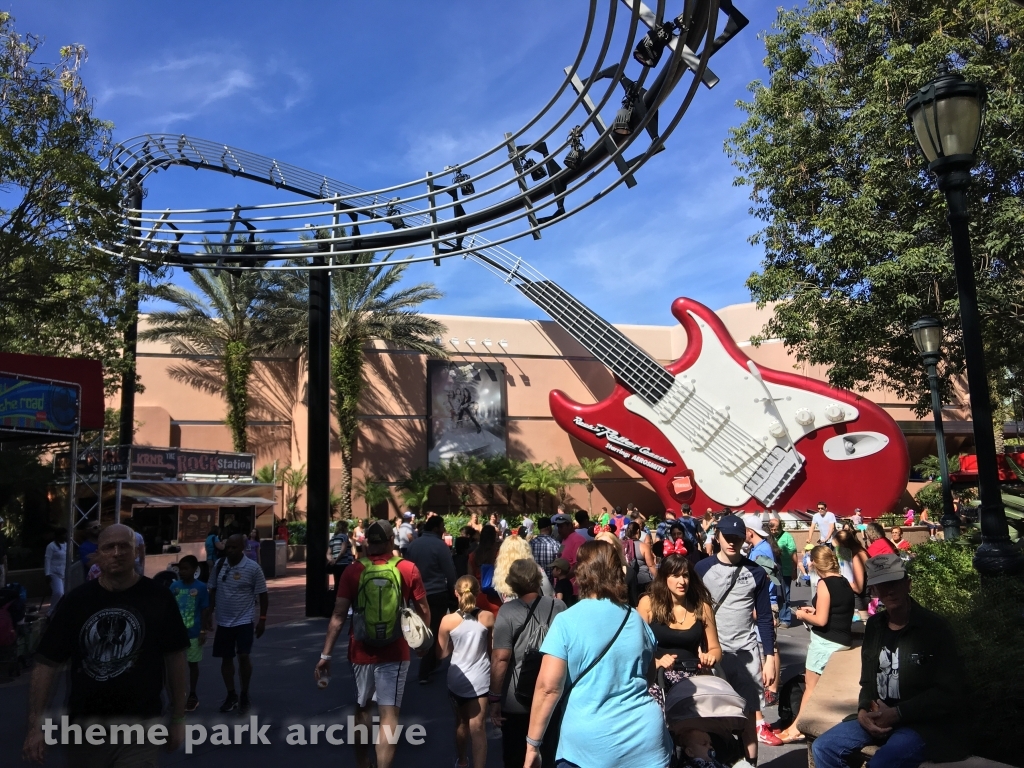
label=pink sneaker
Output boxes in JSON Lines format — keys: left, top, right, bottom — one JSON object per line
{"left": 757, "top": 721, "right": 783, "bottom": 746}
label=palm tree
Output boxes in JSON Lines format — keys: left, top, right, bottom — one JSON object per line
{"left": 550, "top": 458, "right": 584, "bottom": 508}
{"left": 140, "top": 247, "right": 285, "bottom": 453}
{"left": 281, "top": 464, "right": 307, "bottom": 521}
{"left": 518, "top": 461, "right": 559, "bottom": 514}
{"left": 578, "top": 456, "right": 612, "bottom": 513}
{"left": 501, "top": 459, "right": 528, "bottom": 511}
{"left": 355, "top": 475, "right": 392, "bottom": 519}
{"left": 399, "top": 467, "right": 436, "bottom": 514}
{"left": 274, "top": 249, "right": 447, "bottom": 518}
{"left": 432, "top": 458, "right": 462, "bottom": 515}
{"left": 329, "top": 254, "right": 447, "bottom": 517}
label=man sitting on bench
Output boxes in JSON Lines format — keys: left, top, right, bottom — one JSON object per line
{"left": 812, "top": 554, "right": 968, "bottom": 768}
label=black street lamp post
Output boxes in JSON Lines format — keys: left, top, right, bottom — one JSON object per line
{"left": 910, "top": 316, "right": 958, "bottom": 541}
{"left": 905, "top": 67, "right": 1023, "bottom": 575}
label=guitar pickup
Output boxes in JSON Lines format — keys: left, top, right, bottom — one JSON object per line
{"left": 743, "top": 446, "right": 803, "bottom": 507}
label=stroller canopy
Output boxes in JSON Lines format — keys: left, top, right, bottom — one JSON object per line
{"left": 665, "top": 676, "right": 748, "bottom": 736}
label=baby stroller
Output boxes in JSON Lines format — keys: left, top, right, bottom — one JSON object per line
{"left": 665, "top": 676, "right": 752, "bottom": 768}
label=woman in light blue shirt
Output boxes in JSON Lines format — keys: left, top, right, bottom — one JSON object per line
{"left": 526, "top": 539, "right": 673, "bottom": 768}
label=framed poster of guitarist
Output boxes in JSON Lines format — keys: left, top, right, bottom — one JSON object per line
{"left": 427, "top": 361, "right": 508, "bottom": 466}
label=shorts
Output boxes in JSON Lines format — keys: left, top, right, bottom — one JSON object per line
{"left": 719, "top": 648, "right": 764, "bottom": 713}
{"left": 448, "top": 689, "right": 486, "bottom": 710}
{"left": 186, "top": 637, "right": 204, "bottom": 663}
{"left": 212, "top": 623, "right": 254, "bottom": 658}
{"left": 854, "top": 592, "right": 869, "bottom": 611}
{"left": 805, "top": 633, "right": 849, "bottom": 675}
{"left": 352, "top": 660, "right": 410, "bottom": 708}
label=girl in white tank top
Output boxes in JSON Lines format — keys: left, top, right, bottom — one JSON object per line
{"left": 437, "top": 575, "right": 495, "bottom": 768}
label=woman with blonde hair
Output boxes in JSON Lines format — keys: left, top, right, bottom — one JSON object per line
{"left": 834, "top": 529, "right": 869, "bottom": 621}
{"left": 492, "top": 534, "right": 552, "bottom": 602}
{"left": 525, "top": 540, "right": 673, "bottom": 768}
{"left": 776, "top": 546, "right": 854, "bottom": 744}
{"left": 437, "top": 575, "right": 495, "bottom": 768}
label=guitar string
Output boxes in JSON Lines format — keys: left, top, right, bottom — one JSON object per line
{"left": 471, "top": 251, "right": 770, "bottom": 479}
{"left": 523, "top": 279, "right": 767, "bottom": 463}
{"left": 521, "top": 279, "right": 767, "bottom": 474}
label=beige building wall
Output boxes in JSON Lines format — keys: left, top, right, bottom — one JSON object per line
{"left": 112, "top": 303, "right": 963, "bottom": 519}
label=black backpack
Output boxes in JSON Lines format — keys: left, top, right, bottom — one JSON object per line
{"left": 512, "top": 597, "right": 556, "bottom": 707}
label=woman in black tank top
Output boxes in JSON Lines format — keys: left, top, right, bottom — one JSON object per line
{"left": 776, "top": 545, "right": 854, "bottom": 744}
{"left": 637, "top": 554, "right": 723, "bottom": 708}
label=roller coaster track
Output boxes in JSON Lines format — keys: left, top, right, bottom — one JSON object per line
{"left": 103, "top": 0, "right": 748, "bottom": 270}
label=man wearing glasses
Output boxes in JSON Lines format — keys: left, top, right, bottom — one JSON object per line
{"left": 808, "top": 502, "right": 838, "bottom": 547}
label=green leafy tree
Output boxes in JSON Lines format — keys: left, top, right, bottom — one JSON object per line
{"left": 281, "top": 463, "right": 307, "bottom": 521}
{"left": 355, "top": 475, "right": 391, "bottom": 519}
{"left": 272, "top": 245, "right": 446, "bottom": 518}
{"left": 140, "top": 255, "right": 285, "bottom": 452}
{"left": 399, "top": 467, "right": 436, "bottom": 513}
{"left": 255, "top": 463, "right": 278, "bottom": 484}
{"left": 518, "top": 461, "right": 560, "bottom": 514}
{"left": 725, "top": 0, "right": 1024, "bottom": 415}
{"left": 549, "top": 458, "right": 584, "bottom": 507}
{"left": 501, "top": 459, "right": 528, "bottom": 511}
{"left": 578, "top": 456, "right": 612, "bottom": 513}
{"left": 328, "top": 255, "right": 446, "bottom": 517}
{"left": 0, "top": 14, "right": 137, "bottom": 392}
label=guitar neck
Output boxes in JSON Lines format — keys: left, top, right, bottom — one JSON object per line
{"left": 514, "top": 278, "right": 675, "bottom": 404}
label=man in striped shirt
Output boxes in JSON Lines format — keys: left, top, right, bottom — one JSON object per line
{"left": 208, "top": 533, "right": 268, "bottom": 716}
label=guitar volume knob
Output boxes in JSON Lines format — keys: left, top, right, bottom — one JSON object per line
{"left": 794, "top": 408, "right": 814, "bottom": 426}
{"left": 824, "top": 404, "right": 845, "bottom": 423}
{"left": 768, "top": 421, "right": 787, "bottom": 438}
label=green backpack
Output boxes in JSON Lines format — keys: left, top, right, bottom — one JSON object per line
{"left": 352, "top": 557, "right": 404, "bottom": 646}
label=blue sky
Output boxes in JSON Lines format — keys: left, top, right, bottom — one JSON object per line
{"left": 10, "top": 1, "right": 784, "bottom": 326}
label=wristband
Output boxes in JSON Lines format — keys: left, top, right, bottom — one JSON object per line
{"left": 171, "top": 716, "right": 186, "bottom": 724}
{"left": 526, "top": 736, "right": 543, "bottom": 748}
{"left": 259, "top": 615, "right": 267, "bottom": 621}
{"left": 487, "top": 693, "right": 502, "bottom": 703}
{"left": 320, "top": 653, "right": 332, "bottom": 661}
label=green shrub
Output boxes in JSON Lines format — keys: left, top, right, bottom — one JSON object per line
{"left": 908, "top": 540, "right": 1024, "bottom": 764}
{"left": 286, "top": 520, "right": 307, "bottom": 546}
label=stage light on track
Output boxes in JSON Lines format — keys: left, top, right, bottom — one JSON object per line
{"left": 384, "top": 198, "right": 406, "bottom": 229}
{"left": 634, "top": 20, "right": 676, "bottom": 68}
{"left": 564, "top": 126, "right": 585, "bottom": 170}
{"left": 522, "top": 158, "right": 547, "bottom": 181}
{"left": 451, "top": 166, "right": 475, "bottom": 196}
{"left": 613, "top": 85, "right": 640, "bottom": 137}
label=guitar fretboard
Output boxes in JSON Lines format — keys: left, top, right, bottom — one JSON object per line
{"left": 515, "top": 279, "right": 676, "bottom": 404}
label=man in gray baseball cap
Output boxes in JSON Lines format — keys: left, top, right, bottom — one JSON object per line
{"left": 812, "top": 555, "right": 968, "bottom": 767}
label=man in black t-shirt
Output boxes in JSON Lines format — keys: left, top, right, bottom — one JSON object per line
{"left": 23, "top": 524, "right": 189, "bottom": 766}
{"left": 812, "top": 555, "right": 968, "bottom": 767}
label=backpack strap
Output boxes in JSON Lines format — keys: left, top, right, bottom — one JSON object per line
{"left": 712, "top": 562, "right": 744, "bottom": 614}
{"left": 510, "top": 597, "right": 543, "bottom": 649}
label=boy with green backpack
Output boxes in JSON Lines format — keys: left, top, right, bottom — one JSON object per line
{"left": 315, "top": 519, "right": 430, "bottom": 768}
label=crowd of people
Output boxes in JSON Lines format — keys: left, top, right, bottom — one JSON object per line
{"left": 19, "top": 501, "right": 966, "bottom": 768}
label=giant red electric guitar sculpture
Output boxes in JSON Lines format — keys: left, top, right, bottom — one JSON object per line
{"left": 475, "top": 254, "right": 909, "bottom": 516}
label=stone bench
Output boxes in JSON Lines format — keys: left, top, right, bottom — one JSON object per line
{"left": 797, "top": 648, "right": 1012, "bottom": 768}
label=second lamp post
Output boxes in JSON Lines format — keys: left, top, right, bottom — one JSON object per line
{"left": 910, "top": 316, "right": 958, "bottom": 541}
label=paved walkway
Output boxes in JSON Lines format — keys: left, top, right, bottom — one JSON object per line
{"left": 1, "top": 568, "right": 813, "bottom": 768}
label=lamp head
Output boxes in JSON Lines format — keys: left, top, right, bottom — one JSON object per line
{"left": 910, "top": 316, "right": 943, "bottom": 362}
{"left": 633, "top": 21, "right": 674, "bottom": 68}
{"left": 905, "top": 65, "right": 986, "bottom": 174}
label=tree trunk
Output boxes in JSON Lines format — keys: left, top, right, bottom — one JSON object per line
{"left": 338, "top": 444, "right": 354, "bottom": 519}
{"left": 332, "top": 337, "right": 363, "bottom": 519}
{"left": 223, "top": 341, "right": 252, "bottom": 453}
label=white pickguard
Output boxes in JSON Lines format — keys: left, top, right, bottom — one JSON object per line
{"left": 623, "top": 310, "right": 859, "bottom": 507}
